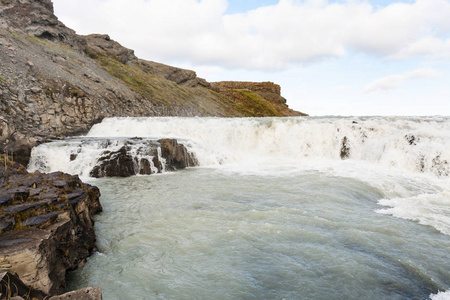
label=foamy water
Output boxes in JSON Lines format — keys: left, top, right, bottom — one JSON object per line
{"left": 28, "top": 117, "right": 450, "bottom": 299}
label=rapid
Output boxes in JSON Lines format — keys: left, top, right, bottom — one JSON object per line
{"left": 28, "top": 116, "right": 450, "bottom": 299}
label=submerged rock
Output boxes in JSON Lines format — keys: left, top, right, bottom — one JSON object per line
{"left": 340, "top": 136, "right": 350, "bottom": 160}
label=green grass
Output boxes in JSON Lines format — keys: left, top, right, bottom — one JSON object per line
{"left": 88, "top": 49, "right": 289, "bottom": 117}
{"left": 95, "top": 55, "right": 219, "bottom": 109}
{"left": 97, "top": 56, "right": 164, "bottom": 103}
{"left": 229, "top": 89, "right": 281, "bottom": 117}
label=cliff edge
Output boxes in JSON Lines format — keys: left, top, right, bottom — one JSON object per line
{"left": 0, "top": 0, "right": 307, "bottom": 164}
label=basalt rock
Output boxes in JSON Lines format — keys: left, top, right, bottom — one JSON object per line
{"left": 0, "top": 162, "right": 102, "bottom": 296}
{"left": 90, "top": 146, "right": 136, "bottom": 178}
{"left": 340, "top": 136, "right": 350, "bottom": 160}
{"left": 89, "top": 139, "right": 198, "bottom": 178}
{"left": 211, "top": 81, "right": 307, "bottom": 117}
{"left": 159, "top": 139, "right": 198, "bottom": 171}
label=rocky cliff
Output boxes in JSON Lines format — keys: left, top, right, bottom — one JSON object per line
{"left": 0, "top": 157, "right": 102, "bottom": 296}
{"left": 0, "top": 0, "right": 307, "bottom": 165}
{"left": 211, "top": 81, "right": 307, "bottom": 117}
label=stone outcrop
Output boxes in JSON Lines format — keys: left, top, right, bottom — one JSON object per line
{"left": 159, "top": 138, "right": 198, "bottom": 171}
{"left": 211, "top": 81, "right": 307, "bottom": 117}
{"left": 89, "top": 139, "right": 198, "bottom": 178}
{"left": 0, "top": 160, "right": 102, "bottom": 296}
{"left": 212, "top": 81, "right": 285, "bottom": 104}
{"left": 0, "top": 0, "right": 81, "bottom": 49}
{"left": 90, "top": 146, "right": 136, "bottom": 178}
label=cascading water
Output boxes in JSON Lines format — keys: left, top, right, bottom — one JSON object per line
{"left": 28, "top": 116, "right": 450, "bottom": 300}
{"left": 30, "top": 116, "right": 450, "bottom": 177}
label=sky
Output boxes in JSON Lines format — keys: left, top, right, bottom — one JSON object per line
{"left": 52, "top": 0, "right": 450, "bottom": 116}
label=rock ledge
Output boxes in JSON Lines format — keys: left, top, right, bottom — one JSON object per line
{"left": 0, "top": 159, "right": 102, "bottom": 297}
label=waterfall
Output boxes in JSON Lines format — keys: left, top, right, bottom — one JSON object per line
{"left": 29, "top": 116, "right": 450, "bottom": 178}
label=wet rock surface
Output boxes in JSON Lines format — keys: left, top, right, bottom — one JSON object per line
{"left": 159, "top": 138, "right": 198, "bottom": 171}
{"left": 89, "top": 138, "right": 198, "bottom": 178}
{"left": 0, "top": 161, "right": 102, "bottom": 296}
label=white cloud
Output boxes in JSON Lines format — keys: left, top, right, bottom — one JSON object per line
{"left": 363, "top": 68, "right": 441, "bottom": 93}
{"left": 52, "top": 0, "right": 450, "bottom": 70}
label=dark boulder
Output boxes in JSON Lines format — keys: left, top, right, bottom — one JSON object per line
{"left": 159, "top": 139, "right": 198, "bottom": 170}
{"left": 139, "top": 158, "right": 153, "bottom": 175}
{"left": 90, "top": 146, "right": 135, "bottom": 178}
{"left": 89, "top": 139, "right": 198, "bottom": 178}
{"left": 340, "top": 136, "right": 350, "bottom": 160}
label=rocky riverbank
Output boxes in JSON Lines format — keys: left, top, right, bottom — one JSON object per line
{"left": 0, "top": 156, "right": 102, "bottom": 298}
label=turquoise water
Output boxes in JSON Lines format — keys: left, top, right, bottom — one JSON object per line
{"left": 29, "top": 116, "right": 450, "bottom": 299}
{"left": 67, "top": 166, "right": 450, "bottom": 299}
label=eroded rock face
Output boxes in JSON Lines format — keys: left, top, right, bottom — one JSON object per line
{"left": 90, "top": 146, "right": 136, "bottom": 178}
{"left": 0, "top": 164, "right": 102, "bottom": 296}
{"left": 211, "top": 81, "right": 285, "bottom": 104}
{"left": 89, "top": 139, "right": 198, "bottom": 178}
{"left": 0, "top": 0, "right": 81, "bottom": 48}
{"left": 210, "top": 81, "right": 308, "bottom": 117}
{"left": 159, "top": 139, "right": 198, "bottom": 171}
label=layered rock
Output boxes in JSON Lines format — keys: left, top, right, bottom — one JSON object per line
{"left": 211, "top": 81, "right": 308, "bottom": 117}
{"left": 89, "top": 139, "right": 198, "bottom": 178}
{"left": 0, "top": 0, "right": 307, "bottom": 164}
{"left": 0, "top": 0, "right": 81, "bottom": 48}
{"left": 0, "top": 160, "right": 102, "bottom": 296}
{"left": 212, "top": 81, "right": 284, "bottom": 103}
{"left": 159, "top": 138, "right": 198, "bottom": 171}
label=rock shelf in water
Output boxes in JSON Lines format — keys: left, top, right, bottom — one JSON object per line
{"left": 89, "top": 138, "right": 198, "bottom": 178}
{"left": 0, "top": 159, "right": 102, "bottom": 298}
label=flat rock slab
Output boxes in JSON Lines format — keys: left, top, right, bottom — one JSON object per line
{"left": 49, "top": 287, "right": 102, "bottom": 300}
{"left": 22, "top": 211, "right": 61, "bottom": 227}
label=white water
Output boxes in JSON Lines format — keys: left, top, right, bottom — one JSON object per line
{"left": 28, "top": 116, "right": 450, "bottom": 299}
{"left": 85, "top": 116, "right": 450, "bottom": 176}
